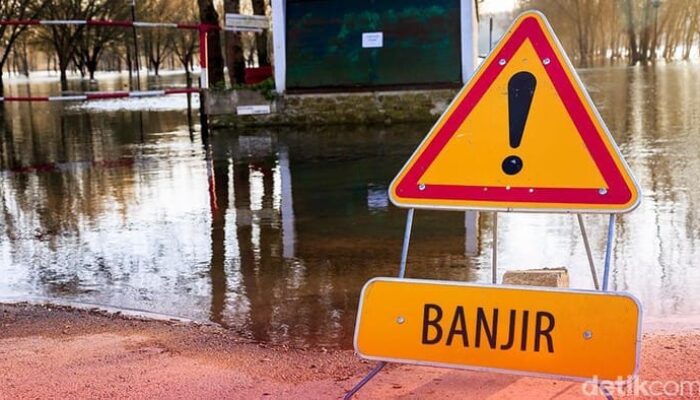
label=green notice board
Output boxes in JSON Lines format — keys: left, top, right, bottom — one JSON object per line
{"left": 286, "top": 0, "right": 462, "bottom": 90}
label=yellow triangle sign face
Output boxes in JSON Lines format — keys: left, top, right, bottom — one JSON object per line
{"left": 389, "top": 11, "right": 640, "bottom": 213}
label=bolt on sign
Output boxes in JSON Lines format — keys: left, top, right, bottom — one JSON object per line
{"left": 389, "top": 11, "right": 640, "bottom": 213}
{"left": 354, "top": 278, "right": 641, "bottom": 381}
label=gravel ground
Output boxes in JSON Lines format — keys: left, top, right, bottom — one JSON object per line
{"left": 1, "top": 303, "right": 699, "bottom": 399}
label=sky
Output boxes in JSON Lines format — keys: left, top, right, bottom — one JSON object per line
{"left": 480, "top": 0, "right": 518, "bottom": 14}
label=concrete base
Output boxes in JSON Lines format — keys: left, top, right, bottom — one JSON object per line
{"left": 205, "top": 89, "right": 275, "bottom": 116}
{"left": 502, "top": 267, "right": 569, "bottom": 288}
{"left": 209, "top": 88, "right": 459, "bottom": 127}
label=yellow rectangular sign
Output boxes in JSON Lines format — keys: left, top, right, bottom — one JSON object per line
{"left": 354, "top": 278, "right": 641, "bottom": 382}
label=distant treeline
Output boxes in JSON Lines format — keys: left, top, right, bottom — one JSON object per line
{"left": 520, "top": 0, "right": 699, "bottom": 67}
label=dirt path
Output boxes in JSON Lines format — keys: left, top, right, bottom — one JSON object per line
{"left": 1, "top": 303, "right": 698, "bottom": 399}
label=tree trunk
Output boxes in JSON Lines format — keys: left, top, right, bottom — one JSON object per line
{"left": 19, "top": 41, "right": 30, "bottom": 77}
{"left": 609, "top": 1, "right": 618, "bottom": 60}
{"left": 60, "top": 68, "right": 68, "bottom": 90}
{"left": 251, "top": 0, "right": 270, "bottom": 67}
{"left": 126, "top": 47, "right": 133, "bottom": 87}
{"left": 224, "top": 0, "right": 243, "bottom": 85}
{"left": 57, "top": 51, "right": 70, "bottom": 91}
{"left": 184, "top": 63, "right": 192, "bottom": 88}
{"left": 623, "top": 0, "right": 639, "bottom": 65}
{"left": 683, "top": 16, "right": 698, "bottom": 60}
{"left": 198, "top": 0, "right": 226, "bottom": 88}
{"left": 87, "top": 60, "right": 97, "bottom": 80}
{"left": 0, "top": 61, "right": 7, "bottom": 97}
{"left": 650, "top": 5, "right": 660, "bottom": 60}
{"left": 638, "top": 1, "right": 652, "bottom": 64}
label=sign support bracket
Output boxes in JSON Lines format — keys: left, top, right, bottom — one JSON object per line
{"left": 398, "top": 208, "right": 415, "bottom": 279}
{"left": 577, "top": 214, "right": 600, "bottom": 290}
{"left": 343, "top": 362, "right": 386, "bottom": 400}
{"left": 602, "top": 214, "right": 616, "bottom": 291}
{"left": 597, "top": 213, "right": 617, "bottom": 400}
{"left": 344, "top": 208, "right": 416, "bottom": 399}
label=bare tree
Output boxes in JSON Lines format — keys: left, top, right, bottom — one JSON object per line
{"left": 141, "top": 0, "right": 176, "bottom": 76}
{"left": 0, "top": 0, "right": 47, "bottom": 96}
{"left": 38, "top": 0, "right": 110, "bottom": 90}
{"left": 170, "top": 1, "right": 200, "bottom": 87}
{"left": 520, "top": 0, "right": 700, "bottom": 66}
{"left": 76, "top": 2, "right": 130, "bottom": 81}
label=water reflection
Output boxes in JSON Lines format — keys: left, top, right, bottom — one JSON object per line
{"left": 1, "top": 65, "right": 700, "bottom": 349}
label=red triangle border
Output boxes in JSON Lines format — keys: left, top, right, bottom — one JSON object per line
{"left": 394, "top": 16, "right": 633, "bottom": 207}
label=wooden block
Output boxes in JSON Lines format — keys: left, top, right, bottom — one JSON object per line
{"left": 502, "top": 267, "right": 569, "bottom": 288}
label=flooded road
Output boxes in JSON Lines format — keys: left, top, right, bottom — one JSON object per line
{"left": 1, "top": 65, "right": 699, "bottom": 349}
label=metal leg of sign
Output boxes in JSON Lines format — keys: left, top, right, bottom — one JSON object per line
{"left": 492, "top": 212, "right": 498, "bottom": 284}
{"left": 398, "top": 208, "right": 416, "bottom": 279}
{"left": 343, "top": 362, "right": 386, "bottom": 400}
{"left": 344, "top": 208, "right": 416, "bottom": 399}
{"left": 599, "top": 385, "right": 615, "bottom": 400}
{"left": 598, "top": 214, "right": 617, "bottom": 399}
{"left": 576, "top": 214, "right": 600, "bottom": 290}
{"left": 601, "top": 214, "right": 616, "bottom": 292}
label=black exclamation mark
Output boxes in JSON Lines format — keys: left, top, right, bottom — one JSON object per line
{"left": 502, "top": 71, "right": 537, "bottom": 175}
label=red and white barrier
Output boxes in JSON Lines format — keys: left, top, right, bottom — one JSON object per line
{"left": 0, "top": 88, "right": 200, "bottom": 103}
{"left": 0, "top": 19, "right": 214, "bottom": 31}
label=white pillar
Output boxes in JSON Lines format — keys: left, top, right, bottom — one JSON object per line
{"left": 460, "top": 0, "right": 479, "bottom": 84}
{"left": 461, "top": 0, "right": 480, "bottom": 255}
{"left": 465, "top": 211, "right": 479, "bottom": 256}
{"left": 271, "top": 0, "right": 286, "bottom": 94}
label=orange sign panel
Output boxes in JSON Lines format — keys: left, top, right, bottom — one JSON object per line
{"left": 389, "top": 11, "right": 640, "bottom": 213}
{"left": 354, "top": 278, "right": 641, "bottom": 381}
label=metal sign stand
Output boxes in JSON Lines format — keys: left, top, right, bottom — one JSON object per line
{"left": 344, "top": 208, "right": 414, "bottom": 399}
{"left": 599, "top": 213, "right": 617, "bottom": 399}
{"left": 344, "top": 210, "right": 620, "bottom": 399}
{"left": 577, "top": 214, "right": 600, "bottom": 290}
{"left": 602, "top": 214, "right": 616, "bottom": 291}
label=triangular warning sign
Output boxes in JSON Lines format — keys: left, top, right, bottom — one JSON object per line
{"left": 389, "top": 11, "right": 640, "bottom": 213}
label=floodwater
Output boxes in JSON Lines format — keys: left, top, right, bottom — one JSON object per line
{"left": 1, "top": 65, "right": 699, "bottom": 349}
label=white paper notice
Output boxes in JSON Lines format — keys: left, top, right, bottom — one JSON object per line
{"left": 362, "top": 32, "right": 383, "bottom": 48}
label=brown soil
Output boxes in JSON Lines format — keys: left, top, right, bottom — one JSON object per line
{"left": 1, "top": 302, "right": 698, "bottom": 399}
